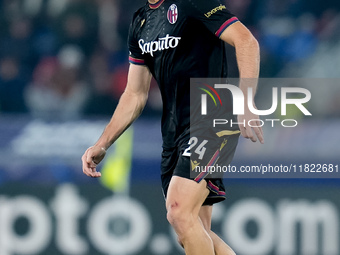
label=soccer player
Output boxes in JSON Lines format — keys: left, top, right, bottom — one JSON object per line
{"left": 82, "top": 0, "right": 264, "bottom": 254}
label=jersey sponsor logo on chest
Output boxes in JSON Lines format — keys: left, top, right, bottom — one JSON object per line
{"left": 138, "top": 34, "right": 181, "bottom": 57}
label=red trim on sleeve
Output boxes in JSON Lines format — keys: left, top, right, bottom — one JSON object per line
{"left": 215, "top": 17, "right": 239, "bottom": 38}
{"left": 129, "top": 56, "right": 145, "bottom": 65}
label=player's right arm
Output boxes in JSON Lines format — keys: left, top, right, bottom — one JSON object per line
{"left": 82, "top": 63, "right": 152, "bottom": 178}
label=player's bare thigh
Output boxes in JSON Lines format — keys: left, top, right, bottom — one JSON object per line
{"left": 166, "top": 176, "right": 209, "bottom": 215}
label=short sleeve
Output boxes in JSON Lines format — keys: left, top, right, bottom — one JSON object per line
{"left": 185, "top": 0, "right": 239, "bottom": 38}
{"left": 128, "top": 12, "right": 146, "bottom": 65}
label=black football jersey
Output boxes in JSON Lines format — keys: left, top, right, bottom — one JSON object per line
{"left": 128, "top": 0, "right": 238, "bottom": 149}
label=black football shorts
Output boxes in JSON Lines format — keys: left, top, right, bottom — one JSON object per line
{"left": 161, "top": 129, "right": 240, "bottom": 206}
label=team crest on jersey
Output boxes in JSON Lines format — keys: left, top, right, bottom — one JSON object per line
{"left": 167, "top": 4, "right": 178, "bottom": 24}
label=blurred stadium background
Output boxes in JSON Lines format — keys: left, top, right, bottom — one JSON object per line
{"left": 0, "top": 0, "right": 340, "bottom": 254}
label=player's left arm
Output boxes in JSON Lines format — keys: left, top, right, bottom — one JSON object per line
{"left": 220, "top": 22, "right": 264, "bottom": 144}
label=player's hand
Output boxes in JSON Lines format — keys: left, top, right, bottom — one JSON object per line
{"left": 238, "top": 106, "right": 264, "bottom": 144}
{"left": 81, "top": 146, "right": 106, "bottom": 178}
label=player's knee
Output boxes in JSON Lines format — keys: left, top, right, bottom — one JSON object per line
{"left": 166, "top": 203, "right": 192, "bottom": 235}
{"left": 166, "top": 205, "right": 187, "bottom": 228}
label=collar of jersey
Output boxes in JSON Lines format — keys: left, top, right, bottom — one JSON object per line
{"left": 148, "top": 0, "right": 165, "bottom": 9}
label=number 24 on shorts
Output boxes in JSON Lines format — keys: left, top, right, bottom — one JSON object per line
{"left": 182, "top": 137, "right": 208, "bottom": 160}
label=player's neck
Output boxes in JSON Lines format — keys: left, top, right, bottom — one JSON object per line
{"left": 148, "top": 0, "right": 158, "bottom": 4}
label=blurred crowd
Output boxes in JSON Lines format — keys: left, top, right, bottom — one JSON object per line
{"left": 0, "top": 0, "right": 339, "bottom": 119}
